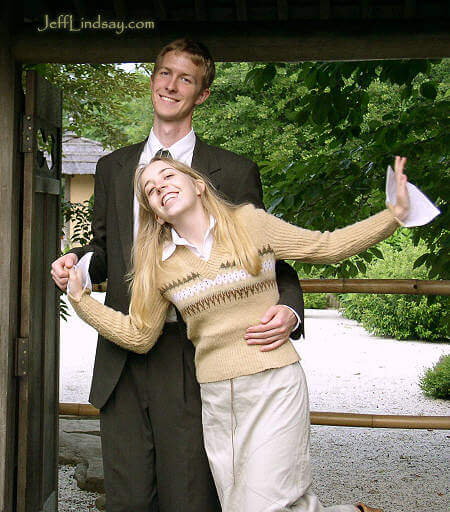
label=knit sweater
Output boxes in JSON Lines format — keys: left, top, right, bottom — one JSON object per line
{"left": 68, "top": 205, "right": 399, "bottom": 383}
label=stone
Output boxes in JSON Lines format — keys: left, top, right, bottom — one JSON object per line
{"left": 59, "top": 417, "right": 104, "bottom": 493}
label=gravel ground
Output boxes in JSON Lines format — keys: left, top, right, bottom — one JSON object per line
{"left": 58, "top": 465, "right": 101, "bottom": 511}
{"left": 59, "top": 306, "right": 450, "bottom": 512}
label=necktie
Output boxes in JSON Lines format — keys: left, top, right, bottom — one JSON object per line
{"left": 155, "top": 148, "right": 172, "bottom": 159}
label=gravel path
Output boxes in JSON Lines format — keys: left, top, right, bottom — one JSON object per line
{"left": 59, "top": 305, "right": 450, "bottom": 511}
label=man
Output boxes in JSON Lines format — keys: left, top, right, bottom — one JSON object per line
{"left": 52, "top": 39, "right": 304, "bottom": 512}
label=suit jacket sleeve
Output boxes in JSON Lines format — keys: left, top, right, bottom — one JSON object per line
{"left": 69, "top": 156, "right": 108, "bottom": 284}
{"left": 234, "top": 161, "right": 305, "bottom": 338}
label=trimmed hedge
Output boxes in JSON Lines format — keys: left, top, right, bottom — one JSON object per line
{"left": 420, "top": 355, "right": 450, "bottom": 399}
{"left": 339, "top": 232, "right": 449, "bottom": 341}
{"left": 304, "top": 293, "right": 329, "bottom": 309}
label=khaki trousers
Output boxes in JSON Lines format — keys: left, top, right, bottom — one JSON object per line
{"left": 200, "top": 363, "right": 357, "bottom": 512}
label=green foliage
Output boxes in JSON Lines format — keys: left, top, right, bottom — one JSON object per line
{"left": 34, "top": 59, "right": 448, "bottom": 281}
{"left": 420, "top": 355, "right": 450, "bottom": 399}
{"left": 59, "top": 296, "right": 71, "bottom": 322}
{"left": 304, "top": 293, "right": 329, "bottom": 309}
{"left": 61, "top": 196, "right": 94, "bottom": 247}
{"left": 244, "top": 59, "right": 449, "bottom": 280}
{"left": 288, "top": 260, "right": 329, "bottom": 309}
{"left": 58, "top": 196, "right": 95, "bottom": 321}
{"left": 339, "top": 232, "right": 449, "bottom": 341}
{"left": 28, "top": 63, "right": 150, "bottom": 149}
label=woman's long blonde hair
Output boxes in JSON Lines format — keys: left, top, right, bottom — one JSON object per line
{"left": 128, "top": 156, "right": 262, "bottom": 328}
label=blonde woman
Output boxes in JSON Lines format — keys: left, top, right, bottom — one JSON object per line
{"left": 68, "top": 155, "right": 418, "bottom": 512}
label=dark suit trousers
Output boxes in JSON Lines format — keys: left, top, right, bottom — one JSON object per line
{"left": 99, "top": 322, "right": 221, "bottom": 512}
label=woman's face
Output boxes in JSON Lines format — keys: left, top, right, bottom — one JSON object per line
{"left": 140, "top": 160, "right": 204, "bottom": 224}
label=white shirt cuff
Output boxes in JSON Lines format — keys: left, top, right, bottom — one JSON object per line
{"left": 279, "top": 305, "right": 301, "bottom": 341}
{"left": 385, "top": 166, "right": 440, "bottom": 227}
{"left": 67, "top": 252, "right": 93, "bottom": 296}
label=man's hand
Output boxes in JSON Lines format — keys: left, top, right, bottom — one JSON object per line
{"left": 51, "top": 253, "right": 78, "bottom": 291}
{"left": 245, "top": 305, "right": 297, "bottom": 352}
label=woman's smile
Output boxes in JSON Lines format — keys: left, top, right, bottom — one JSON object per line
{"left": 161, "top": 191, "right": 179, "bottom": 207}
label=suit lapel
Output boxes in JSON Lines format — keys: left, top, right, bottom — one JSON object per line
{"left": 114, "top": 139, "right": 147, "bottom": 268}
{"left": 192, "top": 137, "right": 222, "bottom": 188}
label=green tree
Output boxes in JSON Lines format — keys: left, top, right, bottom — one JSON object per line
{"left": 244, "top": 60, "right": 449, "bottom": 279}
{"left": 27, "top": 63, "right": 149, "bottom": 149}
{"left": 34, "top": 60, "right": 449, "bottom": 280}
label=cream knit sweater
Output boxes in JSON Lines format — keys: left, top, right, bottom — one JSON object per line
{"left": 69, "top": 205, "right": 399, "bottom": 383}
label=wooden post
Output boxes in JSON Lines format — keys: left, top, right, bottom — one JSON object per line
{"left": 0, "top": 9, "right": 23, "bottom": 512}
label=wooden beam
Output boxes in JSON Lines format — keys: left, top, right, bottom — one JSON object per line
{"left": 12, "top": 22, "right": 450, "bottom": 62}
{"left": 113, "top": 0, "right": 128, "bottom": 19}
{"left": 194, "top": 0, "right": 207, "bottom": 21}
{"left": 71, "top": 0, "right": 88, "bottom": 18}
{"left": 299, "top": 279, "right": 450, "bottom": 296}
{"left": 0, "top": 9, "right": 22, "bottom": 512}
{"left": 235, "top": 0, "right": 247, "bottom": 21}
{"left": 404, "top": 0, "right": 417, "bottom": 19}
{"left": 153, "top": 0, "right": 167, "bottom": 21}
{"left": 277, "top": 0, "right": 288, "bottom": 21}
{"left": 361, "top": 0, "right": 371, "bottom": 20}
{"left": 320, "top": 0, "right": 331, "bottom": 20}
{"left": 58, "top": 404, "right": 450, "bottom": 430}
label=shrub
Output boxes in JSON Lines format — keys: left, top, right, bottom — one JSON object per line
{"left": 339, "top": 232, "right": 449, "bottom": 341}
{"left": 420, "top": 354, "right": 450, "bottom": 399}
{"left": 304, "top": 293, "right": 329, "bottom": 309}
{"left": 291, "top": 261, "right": 330, "bottom": 310}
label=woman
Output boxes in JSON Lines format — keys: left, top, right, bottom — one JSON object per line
{"left": 68, "top": 155, "right": 412, "bottom": 512}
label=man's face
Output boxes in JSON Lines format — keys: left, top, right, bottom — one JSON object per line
{"left": 151, "top": 51, "right": 210, "bottom": 123}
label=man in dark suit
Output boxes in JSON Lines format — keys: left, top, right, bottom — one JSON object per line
{"left": 52, "top": 39, "right": 304, "bottom": 512}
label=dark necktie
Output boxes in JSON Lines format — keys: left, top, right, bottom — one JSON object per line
{"left": 155, "top": 148, "right": 172, "bottom": 159}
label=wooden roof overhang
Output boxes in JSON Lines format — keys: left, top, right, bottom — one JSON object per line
{"left": 5, "top": 1, "right": 450, "bottom": 63}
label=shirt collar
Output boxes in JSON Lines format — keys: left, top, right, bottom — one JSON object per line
{"left": 149, "top": 128, "right": 196, "bottom": 163}
{"left": 162, "top": 216, "right": 216, "bottom": 261}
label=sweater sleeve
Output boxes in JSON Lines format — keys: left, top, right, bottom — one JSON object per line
{"left": 67, "top": 289, "right": 170, "bottom": 354}
{"left": 248, "top": 206, "right": 399, "bottom": 264}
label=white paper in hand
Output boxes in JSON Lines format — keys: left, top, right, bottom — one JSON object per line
{"left": 67, "top": 251, "right": 93, "bottom": 295}
{"left": 385, "top": 165, "right": 440, "bottom": 227}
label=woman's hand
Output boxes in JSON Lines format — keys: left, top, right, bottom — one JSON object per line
{"left": 68, "top": 266, "right": 84, "bottom": 300}
{"left": 392, "top": 156, "right": 410, "bottom": 222}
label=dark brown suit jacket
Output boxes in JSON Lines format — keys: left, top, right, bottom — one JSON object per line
{"left": 71, "top": 137, "right": 304, "bottom": 409}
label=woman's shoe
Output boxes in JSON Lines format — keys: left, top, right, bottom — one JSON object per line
{"left": 355, "top": 503, "right": 383, "bottom": 512}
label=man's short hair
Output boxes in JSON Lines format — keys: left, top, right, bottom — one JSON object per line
{"left": 154, "top": 38, "right": 216, "bottom": 90}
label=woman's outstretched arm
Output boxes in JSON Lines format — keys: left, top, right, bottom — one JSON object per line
{"left": 248, "top": 157, "right": 412, "bottom": 264}
{"left": 67, "top": 268, "right": 170, "bottom": 354}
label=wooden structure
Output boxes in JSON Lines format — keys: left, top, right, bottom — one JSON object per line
{"left": 1, "top": 2, "right": 449, "bottom": 511}
{"left": 9, "top": 1, "right": 450, "bottom": 62}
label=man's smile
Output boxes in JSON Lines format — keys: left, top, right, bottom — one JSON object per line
{"left": 159, "top": 94, "right": 179, "bottom": 103}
